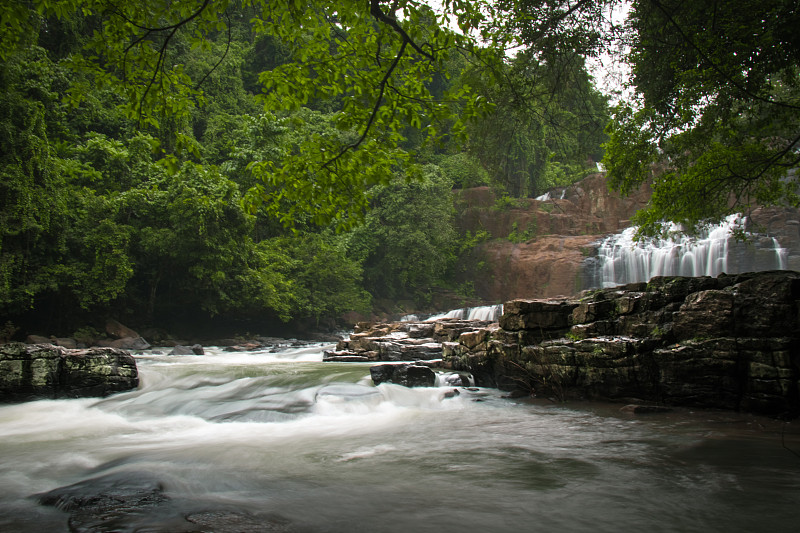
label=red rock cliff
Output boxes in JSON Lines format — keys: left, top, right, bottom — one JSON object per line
{"left": 455, "top": 173, "right": 651, "bottom": 301}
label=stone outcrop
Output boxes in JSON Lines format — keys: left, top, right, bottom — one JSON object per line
{"left": 443, "top": 271, "right": 800, "bottom": 417}
{"left": 455, "top": 174, "right": 652, "bottom": 301}
{"left": 324, "top": 319, "right": 494, "bottom": 362}
{"left": 0, "top": 343, "right": 139, "bottom": 401}
{"left": 370, "top": 364, "right": 437, "bottom": 387}
{"left": 455, "top": 175, "right": 800, "bottom": 304}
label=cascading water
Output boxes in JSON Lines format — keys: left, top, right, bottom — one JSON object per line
{"left": 1, "top": 344, "right": 798, "bottom": 532}
{"left": 424, "top": 303, "right": 504, "bottom": 322}
{"left": 587, "top": 215, "right": 789, "bottom": 288}
{"left": 534, "top": 188, "right": 567, "bottom": 201}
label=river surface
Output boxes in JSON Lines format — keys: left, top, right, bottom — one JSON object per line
{"left": 1, "top": 343, "right": 799, "bottom": 532}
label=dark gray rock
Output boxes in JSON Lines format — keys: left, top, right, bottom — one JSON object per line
{"left": 109, "top": 336, "right": 151, "bottom": 350}
{"left": 0, "top": 343, "right": 139, "bottom": 401}
{"left": 370, "top": 364, "right": 436, "bottom": 387}
{"left": 168, "top": 345, "right": 198, "bottom": 356}
{"left": 37, "top": 471, "right": 297, "bottom": 533}
{"left": 445, "top": 271, "right": 800, "bottom": 417}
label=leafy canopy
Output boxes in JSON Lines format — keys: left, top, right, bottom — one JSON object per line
{"left": 604, "top": 0, "right": 800, "bottom": 236}
{"left": 2, "top": 0, "right": 502, "bottom": 229}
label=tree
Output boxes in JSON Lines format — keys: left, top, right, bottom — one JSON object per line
{"left": 0, "top": 45, "right": 67, "bottom": 313}
{"left": 604, "top": 0, "right": 800, "bottom": 236}
{"left": 348, "top": 165, "right": 459, "bottom": 305}
{"left": 1, "top": 0, "right": 499, "bottom": 230}
{"left": 490, "top": 0, "right": 799, "bottom": 234}
{"left": 464, "top": 50, "right": 609, "bottom": 197}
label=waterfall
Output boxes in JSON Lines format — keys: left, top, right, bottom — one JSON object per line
{"left": 534, "top": 188, "right": 567, "bottom": 201}
{"left": 425, "top": 303, "right": 504, "bottom": 322}
{"left": 587, "top": 215, "right": 788, "bottom": 288}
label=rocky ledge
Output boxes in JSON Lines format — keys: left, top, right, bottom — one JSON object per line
{"left": 324, "top": 319, "right": 494, "bottom": 362}
{"left": 0, "top": 343, "right": 139, "bottom": 402}
{"left": 443, "top": 270, "right": 800, "bottom": 418}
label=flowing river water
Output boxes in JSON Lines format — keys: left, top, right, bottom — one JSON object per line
{"left": 1, "top": 343, "right": 799, "bottom": 532}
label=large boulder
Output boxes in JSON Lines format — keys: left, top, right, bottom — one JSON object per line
{"left": 0, "top": 343, "right": 139, "bottom": 401}
{"left": 105, "top": 318, "right": 140, "bottom": 339}
{"left": 108, "top": 336, "right": 151, "bottom": 351}
{"left": 370, "top": 364, "right": 436, "bottom": 387}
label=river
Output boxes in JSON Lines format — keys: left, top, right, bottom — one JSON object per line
{"left": 1, "top": 343, "right": 798, "bottom": 532}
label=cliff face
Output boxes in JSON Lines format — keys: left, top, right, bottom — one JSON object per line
{"left": 457, "top": 174, "right": 800, "bottom": 302}
{"left": 455, "top": 174, "right": 651, "bottom": 301}
{"left": 443, "top": 271, "right": 800, "bottom": 418}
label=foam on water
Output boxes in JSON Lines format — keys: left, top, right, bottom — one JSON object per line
{"left": 1, "top": 345, "right": 797, "bottom": 533}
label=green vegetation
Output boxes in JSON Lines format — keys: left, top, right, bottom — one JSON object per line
{"left": 507, "top": 221, "right": 536, "bottom": 243}
{"left": 604, "top": 0, "right": 800, "bottom": 238}
{"left": 1, "top": 1, "right": 792, "bottom": 336}
{"left": 0, "top": 1, "right": 611, "bottom": 336}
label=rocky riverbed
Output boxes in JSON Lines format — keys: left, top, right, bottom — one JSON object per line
{"left": 332, "top": 271, "right": 800, "bottom": 418}
{"left": 4, "top": 271, "right": 799, "bottom": 417}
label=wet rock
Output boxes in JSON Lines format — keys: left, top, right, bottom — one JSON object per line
{"left": 0, "top": 343, "right": 139, "bottom": 401}
{"left": 167, "top": 344, "right": 204, "bottom": 356}
{"left": 444, "top": 271, "right": 800, "bottom": 417}
{"left": 224, "top": 342, "right": 262, "bottom": 352}
{"left": 620, "top": 404, "right": 673, "bottom": 414}
{"left": 370, "top": 363, "right": 436, "bottom": 387}
{"left": 322, "top": 351, "right": 373, "bottom": 362}
{"left": 169, "top": 345, "right": 197, "bottom": 356}
{"left": 109, "top": 336, "right": 151, "bottom": 351}
{"left": 331, "top": 318, "right": 484, "bottom": 362}
{"left": 37, "top": 472, "right": 297, "bottom": 533}
{"left": 499, "top": 299, "right": 577, "bottom": 334}
{"left": 38, "top": 472, "right": 169, "bottom": 533}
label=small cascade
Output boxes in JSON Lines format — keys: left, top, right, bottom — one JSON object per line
{"left": 425, "top": 304, "right": 504, "bottom": 322}
{"left": 534, "top": 188, "right": 567, "bottom": 201}
{"left": 466, "top": 304, "right": 504, "bottom": 321}
{"left": 586, "top": 215, "right": 788, "bottom": 288}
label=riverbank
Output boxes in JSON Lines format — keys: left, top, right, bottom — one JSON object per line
{"left": 325, "top": 271, "right": 800, "bottom": 419}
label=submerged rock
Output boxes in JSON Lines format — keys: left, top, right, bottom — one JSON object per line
{"left": 38, "top": 472, "right": 168, "bottom": 533}
{"left": 37, "top": 471, "right": 296, "bottom": 533}
{"left": 0, "top": 343, "right": 139, "bottom": 401}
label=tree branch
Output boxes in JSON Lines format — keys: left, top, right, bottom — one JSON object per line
{"left": 369, "top": 0, "right": 434, "bottom": 61}
{"left": 322, "top": 39, "right": 409, "bottom": 169}
{"left": 649, "top": 0, "right": 800, "bottom": 111}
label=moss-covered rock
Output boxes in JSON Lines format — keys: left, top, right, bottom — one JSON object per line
{"left": 0, "top": 343, "right": 139, "bottom": 402}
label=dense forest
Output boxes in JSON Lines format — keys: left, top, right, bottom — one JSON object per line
{"left": 1, "top": 0, "right": 797, "bottom": 340}
{"left": 0, "top": 1, "right": 609, "bottom": 338}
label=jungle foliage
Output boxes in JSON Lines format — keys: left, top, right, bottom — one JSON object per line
{"left": 0, "top": 0, "right": 611, "bottom": 336}
{"left": 5, "top": 0, "right": 792, "bottom": 335}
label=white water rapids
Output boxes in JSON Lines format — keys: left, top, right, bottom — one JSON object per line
{"left": 1, "top": 344, "right": 798, "bottom": 532}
